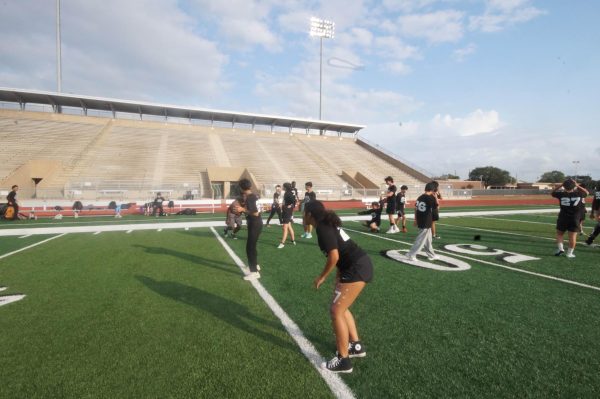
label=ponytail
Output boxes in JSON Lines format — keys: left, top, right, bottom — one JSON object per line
{"left": 304, "top": 200, "right": 342, "bottom": 228}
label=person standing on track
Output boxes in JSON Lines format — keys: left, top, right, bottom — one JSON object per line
{"left": 304, "top": 200, "right": 372, "bottom": 374}
{"left": 551, "top": 178, "right": 589, "bottom": 258}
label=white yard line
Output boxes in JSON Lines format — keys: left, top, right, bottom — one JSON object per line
{"left": 344, "top": 226, "right": 600, "bottom": 293}
{"left": 210, "top": 227, "right": 355, "bottom": 399}
{"left": 0, "top": 234, "right": 67, "bottom": 261}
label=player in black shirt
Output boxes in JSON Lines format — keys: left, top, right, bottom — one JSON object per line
{"left": 291, "top": 181, "right": 299, "bottom": 223}
{"left": 384, "top": 176, "right": 398, "bottom": 233}
{"left": 394, "top": 185, "right": 408, "bottom": 233}
{"left": 304, "top": 200, "right": 373, "bottom": 373}
{"left": 430, "top": 181, "right": 442, "bottom": 239}
{"left": 405, "top": 182, "right": 438, "bottom": 261}
{"left": 358, "top": 201, "right": 383, "bottom": 232}
{"left": 5, "top": 185, "right": 19, "bottom": 220}
{"left": 586, "top": 187, "right": 600, "bottom": 246}
{"left": 278, "top": 182, "right": 296, "bottom": 248}
{"left": 551, "top": 178, "right": 589, "bottom": 257}
{"left": 152, "top": 192, "right": 165, "bottom": 217}
{"left": 301, "top": 182, "right": 317, "bottom": 239}
{"left": 235, "top": 179, "right": 263, "bottom": 280}
{"left": 265, "top": 185, "right": 282, "bottom": 226}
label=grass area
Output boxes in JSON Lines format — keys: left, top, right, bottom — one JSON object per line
{"left": 1, "top": 205, "right": 599, "bottom": 398}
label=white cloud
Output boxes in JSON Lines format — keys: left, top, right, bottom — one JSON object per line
{"left": 382, "top": 0, "right": 438, "bottom": 13}
{"left": 431, "top": 109, "right": 502, "bottom": 136}
{"left": 398, "top": 10, "right": 465, "bottom": 43}
{"left": 469, "top": 0, "right": 545, "bottom": 33}
{"left": 453, "top": 43, "right": 477, "bottom": 62}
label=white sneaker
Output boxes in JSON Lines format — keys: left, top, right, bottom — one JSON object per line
{"left": 306, "top": 233, "right": 313, "bottom": 239}
{"left": 393, "top": 225, "right": 400, "bottom": 233}
{"left": 277, "top": 243, "right": 285, "bottom": 249}
{"left": 256, "top": 265, "right": 261, "bottom": 271}
{"left": 566, "top": 253, "right": 576, "bottom": 258}
{"left": 385, "top": 228, "right": 395, "bottom": 234}
{"left": 243, "top": 272, "right": 261, "bottom": 280}
{"left": 404, "top": 254, "right": 417, "bottom": 261}
{"left": 428, "top": 255, "right": 440, "bottom": 261}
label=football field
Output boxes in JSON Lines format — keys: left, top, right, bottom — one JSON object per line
{"left": 1, "top": 206, "right": 600, "bottom": 398}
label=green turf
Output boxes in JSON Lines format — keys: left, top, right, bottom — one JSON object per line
{"left": 2, "top": 206, "right": 600, "bottom": 398}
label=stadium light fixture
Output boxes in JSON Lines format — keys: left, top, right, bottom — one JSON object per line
{"left": 309, "top": 17, "right": 335, "bottom": 121}
{"left": 572, "top": 160, "right": 580, "bottom": 180}
{"left": 56, "top": 0, "right": 62, "bottom": 93}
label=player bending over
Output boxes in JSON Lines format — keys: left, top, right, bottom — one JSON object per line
{"left": 552, "top": 178, "right": 589, "bottom": 258}
{"left": 358, "top": 201, "right": 383, "bottom": 232}
{"left": 224, "top": 197, "right": 244, "bottom": 239}
{"left": 305, "top": 201, "right": 373, "bottom": 373}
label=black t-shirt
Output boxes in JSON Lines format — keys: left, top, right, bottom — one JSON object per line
{"left": 283, "top": 191, "right": 295, "bottom": 208}
{"left": 7, "top": 190, "right": 17, "bottom": 204}
{"left": 433, "top": 193, "right": 441, "bottom": 210}
{"left": 245, "top": 193, "right": 260, "bottom": 217}
{"left": 387, "top": 185, "right": 397, "bottom": 201}
{"left": 154, "top": 196, "right": 164, "bottom": 205}
{"left": 358, "top": 207, "right": 382, "bottom": 225}
{"left": 415, "top": 193, "right": 435, "bottom": 228}
{"left": 316, "top": 223, "right": 367, "bottom": 271}
{"left": 303, "top": 191, "right": 316, "bottom": 204}
{"left": 552, "top": 190, "right": 586, "bottom": 219}
{"left": 272, "top": 192, "right": 281, "bottom": 207}
{"left": 593, "top": 191, "right": 600, "bottom": 210}
{"left": 395, "top": 192, "right": 406, "bottom": 210}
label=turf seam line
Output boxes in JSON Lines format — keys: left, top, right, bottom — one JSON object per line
{"left": 344, "top": 227, "right": 600, "bottom": 293}
{"left": 210, "top": 227, "right": 355, "bottom": 399}
{"left": 0, "top": 233, "right": 67, "bottom": 261}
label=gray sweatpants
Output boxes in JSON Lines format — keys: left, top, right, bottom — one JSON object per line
{"left": 407, "top": 227, "right": 435, "bottom": 258}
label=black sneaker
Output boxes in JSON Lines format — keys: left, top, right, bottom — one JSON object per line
{"left": 321, "top": 355, "right": 352, "bottom": 373}
{"left": 585, "top": 237, "right": 593, "bottom": 246}
{"left": 336, "top": 341, "right": 366, "bottom": 358}
{"left": 554, "top": 250, "right": 564, "bottom": 256}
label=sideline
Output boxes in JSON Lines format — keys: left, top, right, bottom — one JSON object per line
{"left": 344, "top": 226, "right": 600, "bottom": 293}
{"left": 210, "top": 227, "right": 355, "bottom": 399}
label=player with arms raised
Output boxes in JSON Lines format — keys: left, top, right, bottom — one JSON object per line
{"left": 552, "top": 178, "right": 589, "bottom": 258}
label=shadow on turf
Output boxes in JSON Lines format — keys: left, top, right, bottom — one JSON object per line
{"left": 136, "top": 275, "right": 297, "bottom": 352}
{"left": 133, "top": 245, "right": 240, "bottom": 276}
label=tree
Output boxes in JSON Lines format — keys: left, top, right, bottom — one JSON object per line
{"left": 538, "top": 170, "right": 565, "bottom": 183}
{"left": 468, "top": 166, "right": 514, "bottom": 189}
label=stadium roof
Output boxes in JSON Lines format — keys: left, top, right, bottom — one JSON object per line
{"left": 0, "top": 87, "right": 365, "bottom": 136}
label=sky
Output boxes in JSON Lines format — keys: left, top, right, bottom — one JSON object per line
{"left": 0, "top": 0, "right": 599, "bottom": 182}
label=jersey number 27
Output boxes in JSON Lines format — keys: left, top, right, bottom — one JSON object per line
{"left": 561, "top": 197, "right": 580, "bottom": 207}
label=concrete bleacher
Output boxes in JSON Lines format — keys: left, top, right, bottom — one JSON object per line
{"left": 0, "top": 109, "right": 429, "bottom": 200}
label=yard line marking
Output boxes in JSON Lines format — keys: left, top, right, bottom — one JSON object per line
{"left": 210, "top": 227, "right": 355, "bottom": 399}
{"left": 435, "top": 222, "right": 556, "bottom": 242}
{"left": 0, "top": 287, "right": 7, "bottom": 292}
{"left": 126, "top": 230, "right": 133, "bottom": 234}
{"left": 0, "top": 294, "right": 26, "bottom": 307}
{"left": 344, "top": 226, "right": 600, "bottom": 293}
{"left": 93, "top": 231, "right": 101, "bottom": 235}
{"left": 0, "top": 234, "right": 67, "bottom": 261}
{"left": 157, "top": 229, "right": 162, "bottom": 232}
{"left": 472, "top": 216, "right": 556, "bottom": 226}
{"left": 19, "top": 234, "right": 31, "bottom": 239}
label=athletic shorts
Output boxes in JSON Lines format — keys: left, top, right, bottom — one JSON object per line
{"left": 386, "top": 202, "right": 396, "bottom": 215}
{"left": 338, "top": 255, "right": 373, "bottom": 284}
{"left": 281, "top": 207, "right": 293, "bottom": 224}
{"left": 556, "top": 216, "right": 579, "bottom": 233}
{"left": 397, "top": 208, "right": 405, "bottom": 217}
{"left": 432, "top": 209, "right": 440, "bottom": 222}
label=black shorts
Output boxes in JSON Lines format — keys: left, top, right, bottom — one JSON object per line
{"left": 386, "top": 202, "right": 396, "bottom": 215}
{"left": 432, "top": 209, "right": 439, "bottom": 222}
{"left": 397, "top": 208, "right": 405, "bottom": 217}
{"left": 556, "top": 216, "right": 579, "bottom": 233}
{"left": 339, "top": 255, "right": 373, "bottom": 283}
{"left": 281, "top": 207, "right": 293, "bottom": 224}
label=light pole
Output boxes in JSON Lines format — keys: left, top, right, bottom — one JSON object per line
{"left": 56, "top": 0, "right": 62, "bottom": 93}
{"left": 573, "top": 160, "right": 580, "bottom": 181}
{"left": 309, "top": 17, "right": 335, "bottom": 122}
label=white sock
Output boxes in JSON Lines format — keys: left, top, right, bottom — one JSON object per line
{"left": 557, "top": 243, "right": 564, "bottom": 251}
{"left": 567, "top": 248, "right": 574, "bottom": 255}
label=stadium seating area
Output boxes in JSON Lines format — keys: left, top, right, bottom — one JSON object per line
{"left": 0, "top": 109, "right": 428, "bottom": 200}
